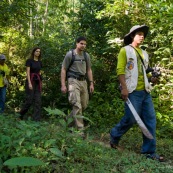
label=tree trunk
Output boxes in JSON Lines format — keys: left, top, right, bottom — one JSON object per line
{"left": 42, "top": 0, "right": 49, "bottom": 35}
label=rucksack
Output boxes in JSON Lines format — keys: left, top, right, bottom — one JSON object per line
{"left": 66, "top": 49, "right": 88, "bottom": 78}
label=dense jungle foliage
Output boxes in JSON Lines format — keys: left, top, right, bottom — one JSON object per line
{"left": 0, "top": 0, "right": 173, "bottom": 172}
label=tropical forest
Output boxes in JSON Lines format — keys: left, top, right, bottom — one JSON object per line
{"left": 0, "top": 0, "right": 173, "bottom": 172}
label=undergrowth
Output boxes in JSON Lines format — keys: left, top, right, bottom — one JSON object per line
{"left": 0, "top": 113, "right": 173, "bottom": 173}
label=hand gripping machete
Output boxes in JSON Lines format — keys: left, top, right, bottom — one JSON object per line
{"left": 126, "top": 98, "right": 154, "bottom": 139}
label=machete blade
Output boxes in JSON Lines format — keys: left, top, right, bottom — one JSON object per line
{"left": 126, "top": 98, "right": 154, "bottom": 139}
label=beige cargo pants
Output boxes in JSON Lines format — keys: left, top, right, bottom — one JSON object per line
{"left": 68, "top": 78, "right": 89, "bottom": 129}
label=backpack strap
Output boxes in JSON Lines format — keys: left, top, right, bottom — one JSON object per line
{"left": 129, "top": 45, "right": 147, "bottom": 69}
{"left": 83, "top": 51, "right": 88, "bottom": 70}
{"left": 67, "top": 49, "right": 88, "bottom": 72}
{"left": 129, "top": 45, "right": 152, "bottom": 75}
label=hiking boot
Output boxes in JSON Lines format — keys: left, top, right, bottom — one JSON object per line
{"left": 110, "top": 142, "right": 123, "bottom": 151}
{"left": 145, "top": 153, "right": 165, "bottom": 162}
{"left": 110, "top": 142, "right": 118, "bottom": 149}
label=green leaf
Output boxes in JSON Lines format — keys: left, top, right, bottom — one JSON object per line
{"left": 3, "top": 157, "right": 45, "bottom": 167}
{"left": 17, "top": 138, "right": 25, "bottom": 146}
{"left": 59, "top": 119, "right": 66, "bottom": 127}
{"left": 44, "top": 139, "right": 56, "bottom": 148}
{"left": 162, "top": 58, "right": 169, "bottom": 61}
{"left": 26, "top": 130, "right": 32, "bottom": 137}
{"left": 44, "top": 107, "right": 66, "bottom": 117}
{"left": 75, "top": 115, "right": 94, "bottom": 124}
{"left": 49, "top": 148, "right": 65, "bottom": 159}
{"left": 67, "top": 117, "right": 73, "bottom": 125}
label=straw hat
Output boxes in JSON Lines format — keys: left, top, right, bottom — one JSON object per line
{"left": 124, "top": 25, "right": 149, "bottom": 45}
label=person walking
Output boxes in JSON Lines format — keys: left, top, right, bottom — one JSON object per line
{"left": 61, "top": 36, "right": 94, "bottom": 132}
{"left": 0, "top": 54, "right": 10, "bottom": 113}
{"left": 110, "top": 25, "right": 164, "bottom": 161}
{"left": 20, "top": 47, "right": 42, "bottom": 121}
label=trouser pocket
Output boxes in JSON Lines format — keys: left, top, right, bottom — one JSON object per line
{"left": 68, "top": 84, "right": 77, "bottom": 105}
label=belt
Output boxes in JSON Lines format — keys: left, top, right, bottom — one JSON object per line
{"left": 68, "top": 76, "right": 86, "bottom": 81}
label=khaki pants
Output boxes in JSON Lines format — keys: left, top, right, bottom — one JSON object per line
{"left": 68, "top": 78, "right": 89, "bottom": 129}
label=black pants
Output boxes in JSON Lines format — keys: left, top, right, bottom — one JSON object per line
{"left": 20, "top": 80, "right": 41, "bottom": 121}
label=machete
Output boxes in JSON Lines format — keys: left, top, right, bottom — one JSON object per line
{"left": 126, "top": 98, "right": 154, "bottom": 139}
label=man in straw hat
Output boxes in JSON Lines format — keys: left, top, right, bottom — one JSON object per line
{"left": 110, "top": 25, "right": 164, "bottom": 161}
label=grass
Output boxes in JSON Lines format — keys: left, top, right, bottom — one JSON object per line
{"left": 0, "top": 114, "right": 173, "bottom": 173}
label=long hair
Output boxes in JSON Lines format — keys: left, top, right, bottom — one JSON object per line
{"left": 30, "top": 47, "right": 41, "bottom": 60}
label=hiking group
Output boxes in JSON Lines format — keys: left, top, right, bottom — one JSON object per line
{"left": 1, "top": 24, "right": 164, "bottom": 162}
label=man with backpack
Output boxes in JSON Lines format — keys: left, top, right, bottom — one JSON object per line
{"left": 61, "top": 36, "right": 94, "bottom": 133}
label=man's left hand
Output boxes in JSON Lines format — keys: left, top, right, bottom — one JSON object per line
{"left": 89, "top": 83, "right": 94, "bottom": 93}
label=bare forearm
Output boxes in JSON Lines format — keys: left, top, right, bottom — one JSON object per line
{"left": 61, "top": 67, "right": 66, "bottom": 87}
{"left": 118, "top": 74, "right": 127, "bottom": 89}
{"left": 26, "top": 67, "right": 31, "bottom": 85}
{"left": 118, "top": 74, "right": 128, "bottom": 100}
{"left": 61, "top": 67, "right": 67, "bottom": 93}
{"left": 87, "top": 68, "right": 93, "bottom": 82}
{"left": 87, "top": 68, "right": 94, "bottom": 93}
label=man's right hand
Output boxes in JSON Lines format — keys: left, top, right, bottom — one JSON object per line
{"left": 121, "top": 88, "right": 128, "bottom": 101}
{"left": 61, "top": 85, "right": 67, "bottom": 94}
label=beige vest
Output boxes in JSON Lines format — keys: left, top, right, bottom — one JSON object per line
{"left": 124, "top": 45, "right": 152, "bottom": 93}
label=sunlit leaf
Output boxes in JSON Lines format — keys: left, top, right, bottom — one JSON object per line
{"left": 3, "top": 157, "right": 44, "bottom": 167}
{"left": 49, "top": 148, "right": 65, "bottom": 159}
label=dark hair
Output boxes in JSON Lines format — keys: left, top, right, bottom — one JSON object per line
{"left": 130, "top": 29, "right": 146, "bottom": 39}
{"left": 76, "top": 36, "right": 87, "bottom": 43}
{"left": 30, "top": 47, "right": 41, "bottom": 60}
